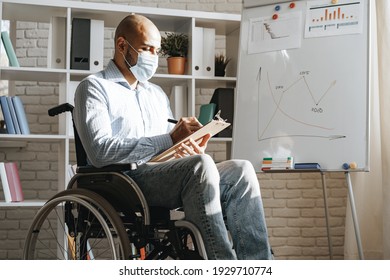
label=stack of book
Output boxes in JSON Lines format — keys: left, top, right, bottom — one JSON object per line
{"left": 261, "top": 157, "right": 294, "bottom": 171}
{"left": 0, "top": 162, "right": 24, "bottom": 202}
{"left": 0, "top": 96, "right": 30, "bottom": 134}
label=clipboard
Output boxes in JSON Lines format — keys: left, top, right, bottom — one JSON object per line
{"left": 151, "top": 113, "right": 231, "bottom": 162}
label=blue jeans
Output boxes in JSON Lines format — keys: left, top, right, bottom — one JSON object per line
{"left": 126, "top": 154, "right": 272, "bottom": 260}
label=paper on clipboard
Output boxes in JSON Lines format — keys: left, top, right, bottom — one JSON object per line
{"left": 150, "top": 119, "right": 231, "bottom": 163}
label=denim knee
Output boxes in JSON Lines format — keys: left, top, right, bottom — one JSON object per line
{"left": 191, "top": 154, "right": 220, "bottom": 185}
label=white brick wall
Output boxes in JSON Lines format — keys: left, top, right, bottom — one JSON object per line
{"left": 0, "top": 0, "right": 348, "bottom": 260}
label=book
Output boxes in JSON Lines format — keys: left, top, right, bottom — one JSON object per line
{"left": 261, "top": 157, "right": 294, "bottom": 171}
{"left": 294, "top": 163, "right": 321, "bottom": 170}
{"left": 6, "top": 96, "right": 21, "bottom": 134}
{"left": 151, "top": 118, "right": 231, "bottom": 162}
{"left": 0, "top": 96, "right": 16, "bottom": 134}
{"left": 0, "top": 162, "right": 12, "bottom": 202}
{"left": 3, "top": 162, "right": 24, "bottom": 202}
{"left": 1, "top": 31, "right": 20, "bottom": 67}
{"left": 12, "top": 96, "right": 30, "bottom": 134}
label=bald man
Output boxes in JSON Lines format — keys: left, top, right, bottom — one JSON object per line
{"left": 74, "top": 14, "right": 272, "bottom": 260}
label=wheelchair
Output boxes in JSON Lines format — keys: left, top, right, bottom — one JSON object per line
{"left": 23, "top": 103, "right": 207, "bottom": 260}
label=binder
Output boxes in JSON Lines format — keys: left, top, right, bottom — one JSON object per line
{"left": 202, "top": 28, "right": 215, "bottom": 77}
{"left": 89, "top": 19, "right": 104, "bottom": 72}
{"left": 210, "top": 88, "right": 234, "bottom": 137}
{"left": 71, "top": 18, "right": 91, "bottom": 70}
{"left": 192, "top": 27, "right": 204, "bottom": 76}
{"left": 47, "top": 17, "right": 66, "bottom": 69}
{"left": 169, "top": 85, "right": 188, "bottom": 119}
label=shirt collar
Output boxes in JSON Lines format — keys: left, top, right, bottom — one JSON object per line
{"left": 104, "top": 60, "right": 152, "bottom": 91}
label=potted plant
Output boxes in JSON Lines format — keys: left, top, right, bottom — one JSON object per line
{"left": 159, "top": 32, "right": 189, "bottom": 75}
{"left": 215, "top": 53, "right": 231, "bottom": 77}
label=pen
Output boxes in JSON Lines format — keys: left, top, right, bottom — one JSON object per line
{"left": 167, "top": 118, "right": 178, "bottom": 124}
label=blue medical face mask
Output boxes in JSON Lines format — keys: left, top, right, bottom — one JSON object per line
{"left": 122, "top": 40, "right": 158, "bottom": 82}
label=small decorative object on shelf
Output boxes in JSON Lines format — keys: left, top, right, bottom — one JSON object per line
{"left": 159, "top": 32, "right": 188, "bottom": 75}
{"left": 214, "top": 53, "right": 231, "bottom": 77}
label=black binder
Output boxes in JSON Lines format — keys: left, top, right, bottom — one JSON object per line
{"left": 71, "top": 18, "right": 90, "bottom": 70}
{"left": 210, "top": 88, "right": 234, "bottom": 137}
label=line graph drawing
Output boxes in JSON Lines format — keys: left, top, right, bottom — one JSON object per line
{"left": 257, "top": 67, "right": 344, "bottom": 141}
{"left": 263, "top": 23, "right": 289, "bottom": 39}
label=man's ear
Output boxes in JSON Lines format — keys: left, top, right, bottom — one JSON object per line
{"left": 117, "top": 37, "right": 126, "bottom": 53}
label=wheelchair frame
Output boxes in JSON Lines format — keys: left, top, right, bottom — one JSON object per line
{"left": 23, "top": 103, "right": 207, "bottom": 260}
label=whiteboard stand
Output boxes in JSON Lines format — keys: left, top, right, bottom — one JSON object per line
{"left": 320, "top": 171, "right": 333, "bottom": 259}
{"left": 345, "top": 172, "right": 364, "bottom": 260}
{"left": 262, "top": 169, "right": 333, "bottom": 259}
{"left": 262, "top": 169, "right": 365, "bottom": 260}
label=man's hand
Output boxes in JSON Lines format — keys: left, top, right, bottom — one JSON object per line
{"left": 169, "top": 117, "right": 203, "bottom": 144}
{"left": 174, "top": 133, "right": 211, "bottom": 158}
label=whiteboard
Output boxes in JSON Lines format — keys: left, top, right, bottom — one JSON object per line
{"left": 232, "top": 0, "right": 370, "bottom": 171}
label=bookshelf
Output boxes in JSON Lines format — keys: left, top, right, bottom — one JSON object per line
{"left": 0, "top": 0, "right": 240, "bottom": 205}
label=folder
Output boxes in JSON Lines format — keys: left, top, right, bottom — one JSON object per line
{"left": 198, "top": 103, "right": 216, "bottom": 125}
{"left": 192, "top": 27, "right": 204, "bottom": 76}
{"left": 89, "top": 19, "right": 104, "bottom": 72}
{"left": 202, "top": 28, "right": 215, "bottom": 77}
{"left": 47, "top": 17, "right": 66, "bottom": 69}
{"left": 71, "top": 18, "right": 91, "bottom": 70}
{"left": 210, "top": 88, "right": 234, "bottom": 137}
{"left": 169, "top": 85, "right": 188, "bottom": 119}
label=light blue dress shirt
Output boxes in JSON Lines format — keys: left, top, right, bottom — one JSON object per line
{"left": 73, "top": 60, "right": 174, "bottom": 167}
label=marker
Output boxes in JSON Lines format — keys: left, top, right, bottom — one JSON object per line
{"left": 168, "top": 118, "right": 178, "bottom": 124}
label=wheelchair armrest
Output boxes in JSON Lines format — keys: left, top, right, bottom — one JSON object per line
{"left": 76, "top": 163, "right": 137, "bottom": 173}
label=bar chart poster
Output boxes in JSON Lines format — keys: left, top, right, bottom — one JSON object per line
{"left": 304, "top": 0, "right": 363, "bottom": 38}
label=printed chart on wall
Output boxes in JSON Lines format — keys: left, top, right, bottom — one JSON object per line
{"left": 232, "top": 0, "right": 370, "bottom": 171}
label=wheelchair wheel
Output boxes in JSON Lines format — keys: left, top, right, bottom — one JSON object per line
{"left": 23, "top": 189, "right": 131, "bottom": 260}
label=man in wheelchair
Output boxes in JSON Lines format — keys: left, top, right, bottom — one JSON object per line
{"left": 71, "top": 14, "right": 272, "bottom": 260}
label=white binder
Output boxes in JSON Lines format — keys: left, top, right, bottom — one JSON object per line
{"left": 202, "top": 27, "right": 215, "bottom": 77}
{"left": 169, "top": 85, "right": 188, "bottom": 119}
{"left": 47, "top": 17, "right": 66, "bottom": 69}
{"left": 90, "top": 19, "right": 104, "bottom": 72}
{"left": 192, "top": 27, "right": 204, "bottom": 76}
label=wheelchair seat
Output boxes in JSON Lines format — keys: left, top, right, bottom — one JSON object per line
{"left": 23, "top": 103, "right": 207, "bottom": 260}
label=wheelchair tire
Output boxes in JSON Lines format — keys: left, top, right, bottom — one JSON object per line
{"left": 23, "top": 189, "right": 131, "bottom": 260}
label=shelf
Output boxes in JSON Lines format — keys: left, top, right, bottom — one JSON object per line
{"left": 0, "top": 134, "right": 67, "bottom": 141}
{"left": 0, "top": 67, "right": 66, "bottom": 82}
{"left": 0, "top": 200, "right": 46, "bottom": 207}
{"left": 210, "top": 137, "right": 232, "bottom": 142}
